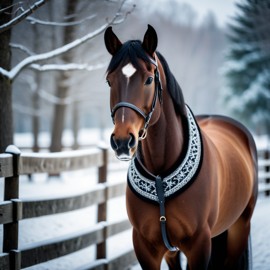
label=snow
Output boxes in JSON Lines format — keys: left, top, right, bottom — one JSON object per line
{"left": 1, "top": 132, "right": 269, "bottom": 269}
{"left": 251, "top": 198, "right": 270, "bottom": 270}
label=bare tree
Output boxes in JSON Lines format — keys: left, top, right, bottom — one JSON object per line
{"left": 0, "top": 0, "right": 132, "bottom": 152}
{"left": 49, "top": 0, "right": 78, "bottom": 153}
{"left": 0, "top": 0, "right": 19, "bottom": 152}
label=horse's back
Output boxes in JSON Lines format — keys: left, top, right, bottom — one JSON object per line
{"left": 196, "top": 114, "right": 257, "bottom": 166}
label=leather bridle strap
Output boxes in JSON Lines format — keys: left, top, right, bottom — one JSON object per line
{"left": 155, "top": 176, "right": 179, "bottom": 252}
{"left": 111, "top": 102, "right": 147, "bottom": 121}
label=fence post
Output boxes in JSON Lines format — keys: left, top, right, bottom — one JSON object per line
{"left": 3, "top": 145, "right": 22, "bottom": 270}
{"left": 265, "top": 149, "right": 270, "bottom": 196}
{"left": 97, "top": 144, "right": 108, "bottom": 260}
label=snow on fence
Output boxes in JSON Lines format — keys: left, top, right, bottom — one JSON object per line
{"left": 0, "top": 145, "right": 136, "bottom": 270}
{"left": 258, "top": 148, "right": 270, "bottom": 196}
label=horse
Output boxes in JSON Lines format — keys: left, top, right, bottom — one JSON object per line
{"left": 104, "top": 24, "right": 258, "bottom": 270}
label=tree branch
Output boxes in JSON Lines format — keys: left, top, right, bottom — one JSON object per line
{"left": 10, "top": 43, "right": 34, "bottom": 56}
{"left": 0, "top": 0, "right": 49, "bottom": 34}
{"left": 0, "top": 2, "right": 23, "bottom": 14}
{"left": 26, "top": 14, "right": 97, "bottom": 27}
{"left": 30, "top": 62, "right": 106, "bottom": 72}
{"left": 0, "top": 0, "right": 131, "bottom": 81}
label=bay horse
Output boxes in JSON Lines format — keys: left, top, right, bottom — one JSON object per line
{"left": 104, "top": 25, "right": 258, "bottom": 270}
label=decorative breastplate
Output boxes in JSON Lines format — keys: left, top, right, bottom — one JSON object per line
{"left": 127, "top": 105, "right": 203, "bottom": 203}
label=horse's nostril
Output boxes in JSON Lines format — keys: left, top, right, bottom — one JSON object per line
{"left": 128, "top": 133, "right": 136, "bottom": 149}
{"left": 110, "top": 134, "right": 118, "bottom": 151}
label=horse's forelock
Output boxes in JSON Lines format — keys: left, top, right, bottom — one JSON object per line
{"left": 106, "top": 40, "right": 152, "bottom": 74}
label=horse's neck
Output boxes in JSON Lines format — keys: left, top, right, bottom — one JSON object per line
{"left": 139, "top": 90, "right": 184, "bottom": 175}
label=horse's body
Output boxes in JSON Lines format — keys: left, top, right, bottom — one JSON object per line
{"left": 104, "top": 25, "right": 258, "bottom": 270}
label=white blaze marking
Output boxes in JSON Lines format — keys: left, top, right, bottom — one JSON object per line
{"left": 122, "top": 63, "right": 136, "bottom": 78}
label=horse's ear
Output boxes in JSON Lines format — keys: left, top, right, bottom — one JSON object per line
{"left": 104, "top": 26, "right": 122, "bottom": 55}
{"left": 142, "top": 24, "right": 158, "bottom": 56}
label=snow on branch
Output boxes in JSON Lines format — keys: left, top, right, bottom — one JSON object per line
{"left": 0, "top": 2, "right": 24, "bottom": 14}
{"left": 30, "top": 62, "right": 106, "bottom": 72}
{"left": 26, "top": 14, "right": 97, "bottom": 27}
{"left": 10, "top": 43, "right": 34, "bottom": 56}
{"left": 0, "top": 0, "right": 48, "bottom": 34}
{"left": 0, "top": 0, "right": 133, "bottom": 81}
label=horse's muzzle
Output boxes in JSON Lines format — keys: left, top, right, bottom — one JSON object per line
{"left": 110, "top": 133, "right": 136, "bottom": 161}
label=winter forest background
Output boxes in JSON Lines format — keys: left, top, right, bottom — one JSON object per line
{"left": 0, "top": 0, "right": 269, "bottom": 152}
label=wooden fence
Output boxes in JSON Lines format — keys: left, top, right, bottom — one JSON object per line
{"left": 258, "top": 148, "right": 270, "bottom": 196}
{"left": 0, "top": 145, "right": 269, "bottom": 270}
{"left": 0, "top": 145, "right": 136, "bottom": 270}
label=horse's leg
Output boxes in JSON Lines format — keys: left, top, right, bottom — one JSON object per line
{"left": 208, "top": 230, "right": 228, "bottom": 270}
{"left": 132, "top": 229, "right": 164, "bottom": 270}
{"left": 224, "top": 196, "right": 256, "bottom": 270}
{"left": 165, "top": 250, "right": 182, "bottom": 270}
{"left": 224, "top": 218, "right": 251, "bottom": 270}
{"left": 182, "top": 229, "right": 212, "bottom": 270}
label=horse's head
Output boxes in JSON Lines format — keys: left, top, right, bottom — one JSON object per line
{"left": 104, "top": 25, "right": 162, "bottom": 161}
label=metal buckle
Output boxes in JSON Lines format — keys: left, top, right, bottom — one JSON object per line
{"left": 160, "top": 216, "right": 166, "bottom": 222}
{"left": 138, "top": 129, "right": 147, "bottom": 140}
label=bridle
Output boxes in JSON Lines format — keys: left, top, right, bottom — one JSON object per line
{"left": 110, "top": 56, "right": 163, "bottom": 140}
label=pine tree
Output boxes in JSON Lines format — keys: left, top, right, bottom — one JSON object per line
{"left": 225, "top": 0, "right": 270, "bottom": 134}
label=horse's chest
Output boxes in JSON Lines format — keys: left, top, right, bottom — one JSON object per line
{"left": 126, "top": 185, "right": 202, "bottom": 243}
{"left": 127, "top": 105, "right": 203, "bottom": 203}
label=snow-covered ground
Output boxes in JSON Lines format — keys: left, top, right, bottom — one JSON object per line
{"left": 0, "top": 131, "right": 268, "bottom": 269}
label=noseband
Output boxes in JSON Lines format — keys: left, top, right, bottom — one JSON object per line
{"left": 110, "top": 57, "right": 163, "bottom": 140}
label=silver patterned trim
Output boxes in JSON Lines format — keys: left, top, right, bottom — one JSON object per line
{"left": 128, "top": 105, "right": 202, "bottom": 202}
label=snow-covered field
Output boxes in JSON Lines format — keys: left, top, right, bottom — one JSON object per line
{"left": 0, "top": 131, "right": 269, "bottom": 269}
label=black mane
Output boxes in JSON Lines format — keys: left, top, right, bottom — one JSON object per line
{"left": 156, "top": 51, "right": 186, "bottom": 116}
{"left": 106, "top": 40, "right": 186, "bottom": 116}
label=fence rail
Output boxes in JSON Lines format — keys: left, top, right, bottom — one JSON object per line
{"left": 0, "top": 145, "right": 269, "bottom": 270}
{"left": 258, "top": 148, "right": 270, "bottom": 196}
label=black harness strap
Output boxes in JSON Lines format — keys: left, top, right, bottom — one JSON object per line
{"left": 155, "top": 176, "right": 179, "bottom": 252}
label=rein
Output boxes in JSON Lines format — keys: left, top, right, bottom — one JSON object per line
{"left": 110, "top": 56, "right": 163, "bottom": 140}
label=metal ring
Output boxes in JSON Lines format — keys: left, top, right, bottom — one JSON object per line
{"left": 138, "top": 129, "right": 147, "bottom": 140}
{"left": 160, "top": 216, "right": 166, "bottom": 222}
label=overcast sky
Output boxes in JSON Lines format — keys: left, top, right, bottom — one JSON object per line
{"left": 133, "top": 0, "right": 239, "bottom": 27}
{"left": 186, "top": 0, "right": 238, "bottom": 26}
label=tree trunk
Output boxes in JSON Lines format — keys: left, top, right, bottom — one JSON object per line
{"left": 32, "top": 23, "right": 42, "bottom": 153}
{"left": 0, "top": 0, "right": 13, "bottom": 153}
{"left": 49, "top": 0, "right": 78, "bottom": 152}
{"left": 32, "top": 72, "right": 41, "bottom": 152}
{"left": 72, "top": 101, "right": 79, "bottom": 150}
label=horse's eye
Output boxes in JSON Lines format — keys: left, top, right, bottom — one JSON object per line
{"left": 106, "top": 80, "right": 111, "bottom": 87}
{"left": 145, "top": 77, "right": 153, "bottom": 85}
